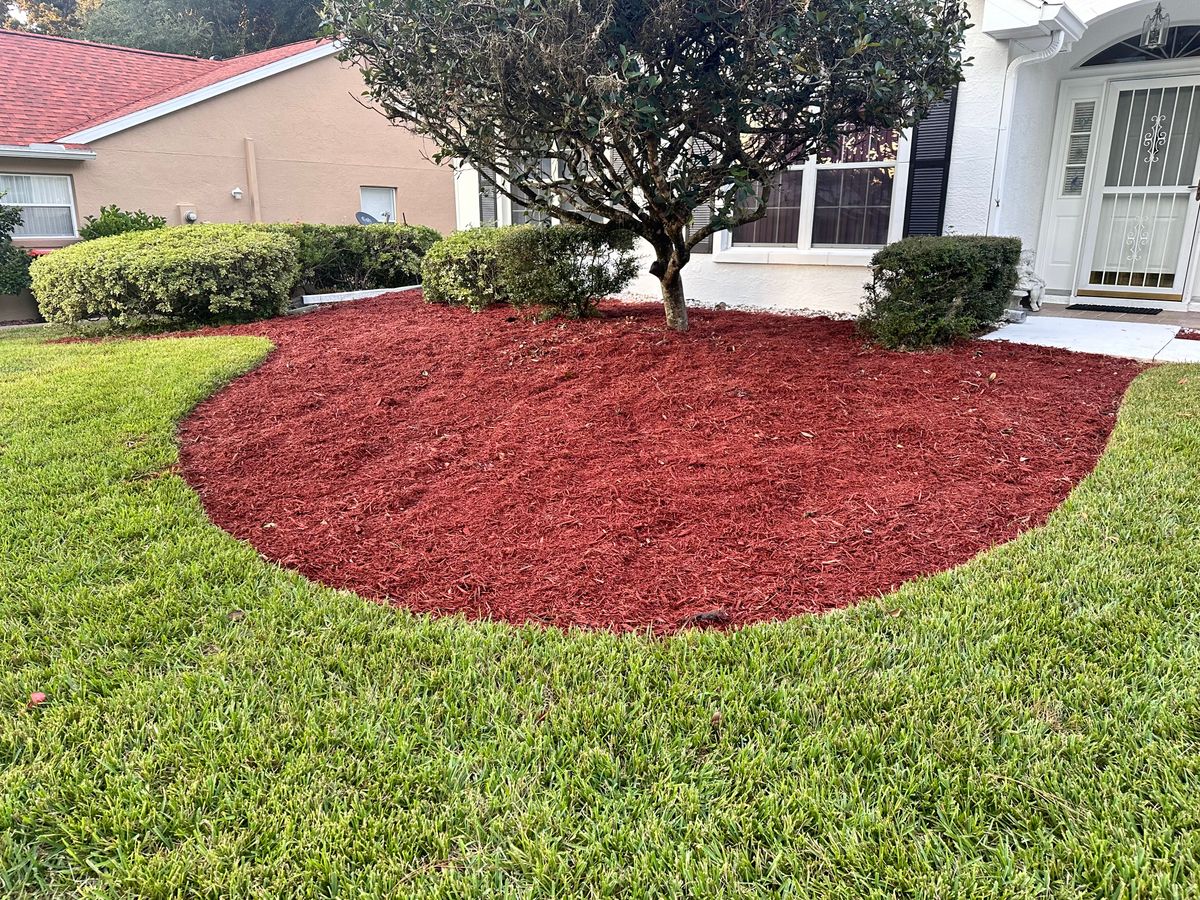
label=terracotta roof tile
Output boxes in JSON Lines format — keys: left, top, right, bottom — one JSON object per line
{"left": 0, "top": 29, "right": 328, "bottom": 146}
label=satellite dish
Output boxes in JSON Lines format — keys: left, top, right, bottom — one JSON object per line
{"left": 356, "top": 211, "right": 380, "bottom": 225}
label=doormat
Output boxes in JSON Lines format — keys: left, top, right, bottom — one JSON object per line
{"left": 1067, "top": 304, "right": 1163, "bottom": 316}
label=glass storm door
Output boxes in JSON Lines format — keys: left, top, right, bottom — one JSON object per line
{"left": 1079, "top": 76, "right": 1200, "bottom": 301}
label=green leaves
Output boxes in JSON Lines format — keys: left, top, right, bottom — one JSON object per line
{"left": 78, "top": 205, "right": 167, "bottom": 242}
{"left": 29, "top": 224, "right": 301, "bottom": 327}
{"left": 421, "top": 224, "right": 637, "bottom": 317}
{"left": 858, "top": 236, "right": 1024, "bottom": 349}
{"left": 257, "top": 223, "right": 441, "bottom": 293}
{"left": 0, "top": 195, "right": 31, "bottom": 297}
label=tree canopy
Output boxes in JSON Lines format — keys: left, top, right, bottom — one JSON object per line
{"left": 327, "top": 0, "right": 969, "bottom": 330}
{"left": 6, "top": 0, "right": 320, "bottom": 58}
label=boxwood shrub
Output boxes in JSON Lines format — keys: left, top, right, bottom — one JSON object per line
{"left": 259, "top": 223, "right": 441, "bottom": 293}
{"left": 422, "top": 224, "right": 638, "bottom": 317}
{"left": 857, "top": 235, "right": 1022, "bottom": 349}
{"left": 498, "top": 225, "right": 639, "bottom": 319}
{"left": 421, "top": 227, "right": 507, "bottom": 312}
{"left": 31, "top": 224, "right": 300, "bottom": 326}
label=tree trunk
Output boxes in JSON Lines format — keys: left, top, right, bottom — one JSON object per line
{"left": 660, "top": 268, "right": 688, "bottom": 332}
{"left": 650, "top": 243, "right": 689, "bottom": 332}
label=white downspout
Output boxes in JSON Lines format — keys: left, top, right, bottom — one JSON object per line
{"left": 986, "top": 29, "right": 1067, "bottom": 235}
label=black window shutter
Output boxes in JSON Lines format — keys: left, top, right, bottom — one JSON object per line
{"left": 903, "top": 89, "right": 958, "bottom": 237}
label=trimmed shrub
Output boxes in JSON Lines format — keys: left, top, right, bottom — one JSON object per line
{"left": 78, "top": 205, "right": 167, "bottom": 241}
{"left": 421, "top": 227, "right": 508, "bottom": 312}
{"left": 0, "top": 199, "right": 31, "bottom": 296}
{"left": 422, "top": 225, "right": 638, "bottom": 317}
{"left": 857, "top": 236, "right": 1022, "bottom": 349}
{"left": 31, "top": 224, "right": 300, "bottom": 326}
{"left": 498, "top": 225, "right": 639, "bottom": 319}
{"left": 259, "top": 223, "right": 441, "bottom": 293}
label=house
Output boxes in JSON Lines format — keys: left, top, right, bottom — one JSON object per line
{"left": 0, "top": 29, "right": 456, "bottom": 322}
{"left": 454, "top": 0, "right": 1200, "bottom": 314}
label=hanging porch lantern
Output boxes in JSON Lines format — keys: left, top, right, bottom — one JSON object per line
{"left": 1141, "top": 3, "right": 1171, "bottom": 51}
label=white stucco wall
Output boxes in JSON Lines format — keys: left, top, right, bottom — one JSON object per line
{"left": 989, "top": 2, "right": 1183, "bottom": 253}
{"left": 943, "top": 0, "right": 1012, "bottom": 236}
{"left": 625, "top": 255, "right": 872, "bottom": 315}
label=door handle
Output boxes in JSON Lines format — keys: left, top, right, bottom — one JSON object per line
{"left": 1193, "top": 184, "right": 1200, "bottom": 200}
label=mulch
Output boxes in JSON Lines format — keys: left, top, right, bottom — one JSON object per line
{"left": 177, "top": 291, "right": 1143, "bottom": 632}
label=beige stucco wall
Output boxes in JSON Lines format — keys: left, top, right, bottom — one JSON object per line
{"left": 4, "top": 53, "right": 454, "bottom": 249}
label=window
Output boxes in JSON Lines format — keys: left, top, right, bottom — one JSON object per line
{"left": 1061, "top": 102, "right": 1096, "bottom": 197}
{"left": 730, "top": 127, "right": 900, "bottom": 251}
{"left": 511, "top": 196, "right": 551, "bottom": 226}
{"left": 0, "top": 174, "right": 76, "bottom": 238}
{"left": 359, "top": 186, "right": 396, "bottom": 223}
{"left": 731, "top": 171, "right": 804, "bottom": 245}
{"left": 1082, "top": 25, "right": 1200, "bottom": 67}
{"left": 509, "top": 158, "right": 554, "bottom": 225}
{"left": 813, "top": 129, "right": 897, "bottom": 248}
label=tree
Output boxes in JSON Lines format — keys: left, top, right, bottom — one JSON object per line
{"left": 75, "top": 0, "right": 212, "bottom": 55}
{"left": 68, "top": 0, "right": 320, "bottom": 58}
{"left": 5, "top": 0, "right": 96, "bottom": 34}
{"left": 326, "top": 0, "right": 968, "bottom": 331}
{"left": 6, "top": 0, "right": 319, "bottom": 56}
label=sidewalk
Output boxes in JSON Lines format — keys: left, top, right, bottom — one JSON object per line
{"left": 982, "top": 315, "right": 1200, "bottom": 363}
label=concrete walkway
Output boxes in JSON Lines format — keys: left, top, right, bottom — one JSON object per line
{"left": 982, "top": 315, "right": 1200, "bottom": 363}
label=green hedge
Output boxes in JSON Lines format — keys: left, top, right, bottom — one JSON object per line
{"left": 79, "top": 205, "right": 167, "bottom": 241}
{"left": 857, "top": 235, "right": 1022, "bottom": 349}
{"left": 0, "top": 199, "right": 31, "bottom": 296}
{"left": 0, "top": 245, "right": 30, "bottom": 297}
{"left": 259, "top": 223, "right": 441, "bottom": 293}
{"left": 31, "top": 224, "right": 300, "bottom": 326}
{"left": 421, "top": 228, "right": 507, "bottom": 312}
{"left": 422, "top": 225, "right": 639, "bottom": 318}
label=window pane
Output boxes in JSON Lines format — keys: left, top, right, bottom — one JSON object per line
{"left": 12, "top": 206, "right": 74, "bottom": 237}
{"left": 818, "top": 128, "right": 900, "bottom": 164}
{"left": 0, "top": 173, "right": 72, "bottom": 205}
{"left": 510, "top": 158, "right": 554, "bottom": 225}
{"left": 359, "top": 186, "right": 396, "bottom": 222}
{"left": 511, "top": 198, "right": 550, "bottom": 226}
{"left": 731, "top": 170, "right": 803, "bottom": 246}
{"left": 812, "top": 166, "right": 894, "bottom": 247}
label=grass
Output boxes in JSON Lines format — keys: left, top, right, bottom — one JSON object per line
{"left": 1, "top": 325, "right": 1199, "bottom": 898}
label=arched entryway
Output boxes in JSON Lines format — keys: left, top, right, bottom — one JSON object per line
{"left": 1037, "top": 6, "right": 1200, "bottom": 309}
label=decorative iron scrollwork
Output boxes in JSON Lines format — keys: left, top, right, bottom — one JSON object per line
{"left": 1143, "top": 114, "right": 1169, "bottom": 164}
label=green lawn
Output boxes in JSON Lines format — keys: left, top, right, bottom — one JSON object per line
{"left": 1, "top": 326, "right": 1199, "bottom": 898}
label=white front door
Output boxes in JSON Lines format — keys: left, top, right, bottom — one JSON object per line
{"left": 1078, "top": 75, "right": 1200, "bottom": 302}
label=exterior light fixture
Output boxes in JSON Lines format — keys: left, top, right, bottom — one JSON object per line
{"left": 1141, "top": 3, "right": 1170, "bottom": 51}
{"left": 231, "top": 187, "right": 244, "bottom": 200}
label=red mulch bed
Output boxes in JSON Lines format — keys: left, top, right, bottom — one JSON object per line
{"left": 1178, "top": 329, "right": 1200, "bottom": 342}
{"left": 178, "top": 291, "right": 1142, "bottom": 632}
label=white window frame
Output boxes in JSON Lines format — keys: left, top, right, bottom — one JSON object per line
{"left": 712, "top": 130, "right": 913, "bottom": 267}
{"left": 0, "top": 173, "right": 79, "bottom": 240}
{"left": 359, "top": 185, "right": 397, "bottom": 223}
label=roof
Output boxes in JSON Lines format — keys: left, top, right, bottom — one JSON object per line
{"left": 0, "top": 29, "right": 332, "bottom": 147}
